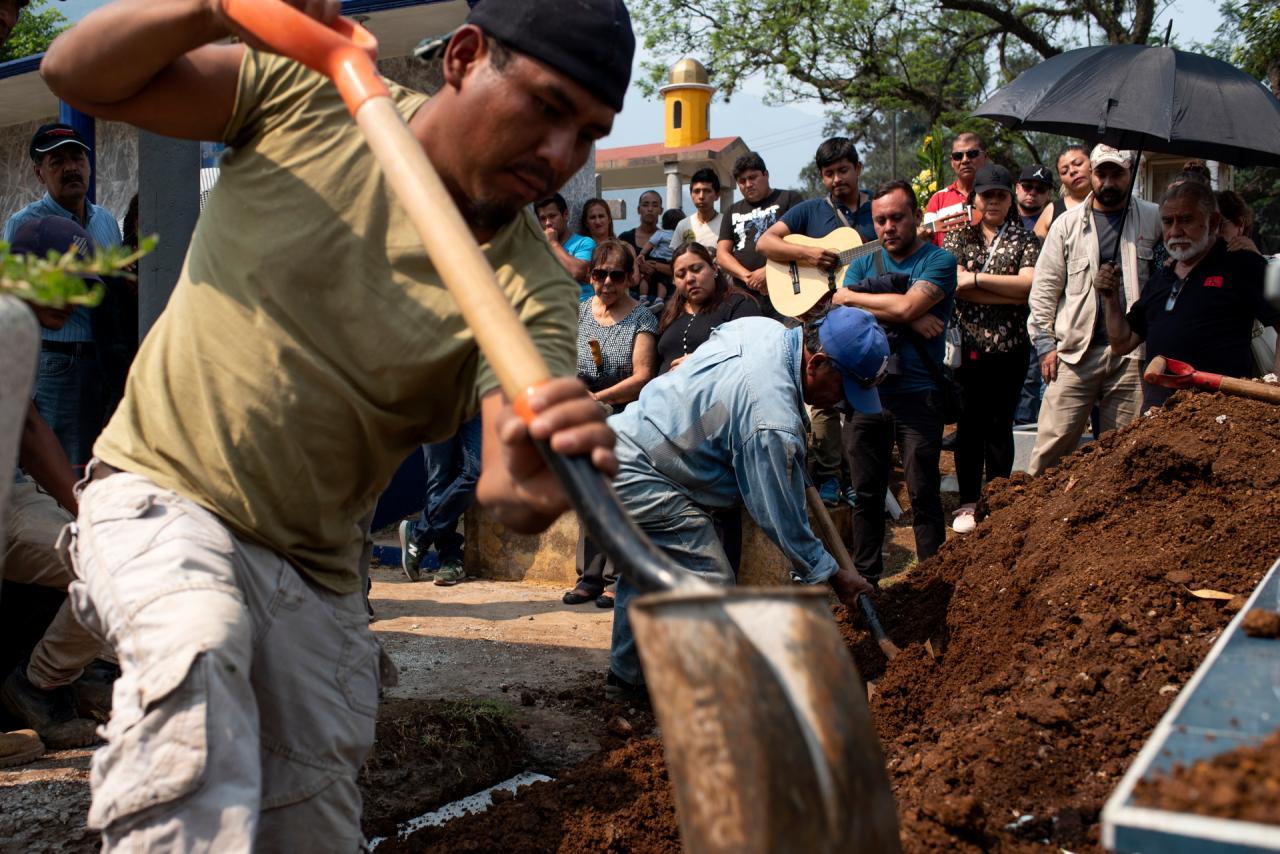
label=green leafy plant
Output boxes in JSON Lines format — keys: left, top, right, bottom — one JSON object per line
{"left": 0, "top": 236, "right": 156, "bottom": 308}
{"left": 0, "top": 0, "right": 68, "bottom": 62}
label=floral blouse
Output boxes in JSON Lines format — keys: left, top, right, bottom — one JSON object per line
{"left": 943, "top": 222, "right": 1041, "bottom": 354}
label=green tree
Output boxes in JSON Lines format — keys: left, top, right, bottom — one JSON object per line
{"left": 1209, "top": 0, "right": 1280, "bottom": 97}
{"left": 0, "top": 0, "right": 68, "bottom": 62}
{"left": 633, "top": 0, "right": 1158, "bottom": 168}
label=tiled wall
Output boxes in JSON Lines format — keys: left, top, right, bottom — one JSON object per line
{"left": 0, "top": 118, "right": 139, "bottom": 231}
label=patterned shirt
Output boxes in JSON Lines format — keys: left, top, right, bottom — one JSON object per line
{"left": 943, "top": 222, "right": 1041, "bottom": 354}
{"left": 576, "top": 299, "right": 659, "bottom": 396}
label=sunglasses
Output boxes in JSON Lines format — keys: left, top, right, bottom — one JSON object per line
{"left": 1018, "top": 182, "right": 1050, "bottom": 193}
{"left": 589, "top": 268, "right": 628, "bottom": 284}
{"left": 950, "top": 149, "right": 984, "bottom": 162}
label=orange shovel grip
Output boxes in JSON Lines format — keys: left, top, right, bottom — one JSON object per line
{"left": 221, "top": 0, "right": 388, "bottom": 114}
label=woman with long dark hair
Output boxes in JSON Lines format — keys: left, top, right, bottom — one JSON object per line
{"left": 943, "top": 164, "right": 1040, "bottom": 533}
{"left": 656, "top": 241, "right": 760, "bottom": 373}
{"left": 1035, "top": 144, "right": 1091, "bottom": 239}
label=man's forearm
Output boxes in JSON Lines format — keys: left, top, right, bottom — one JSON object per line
{"left": 42, "top": 0, "right": 225, "bottom": 109}
{"left": 835, "top": 289, "right": 914, "bottom": 323}
{"left": 756, "top": 231, "right": 806, "bottom": 263}
{"left": 1103, "top": 293, "right": 1141, "bottom": 355}
{"left": 18, "top": 403, "right": 78, "bottom": 514}
{"left": 550, "top": 243, "right": 589, "bottom": 281}
{"left": 716, "top": 242, "right": 752, "bottom": 281}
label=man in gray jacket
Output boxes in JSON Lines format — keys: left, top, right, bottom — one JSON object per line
{"left": 1026, "top": 145, "right": 1161, "bottom": 475}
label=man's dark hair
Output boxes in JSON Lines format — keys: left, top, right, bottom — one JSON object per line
{"left": 815, "top": 137, "right": 860, "bottom": 170}
{"left": 952, "top": 131, "right": 985, "bottom": 150}
{"left": 689, "top": 167, "right": 721, "bottom": 193}
{"left": 1160, "top": 180, "right": 1218, "bottom": 220}
{"left": 533, "top": 193, "right": 568, "bottom": 215}
{"left": 661, "top": 208, "right": 684, "bottom": 229}
{"left": 871, "top": 180, "right": 920, "bottom": 210}
{"left": 801, "top": 304, "right": 834, "bottom": 355}
{"left": 732, "top": 152, "right": 768, "bottom": 181}
{"left": 1168, "top": 169, "right": 1212, "bottom": 189}
{"left": 486, "top": 36, "right": 514, "bottom": 72}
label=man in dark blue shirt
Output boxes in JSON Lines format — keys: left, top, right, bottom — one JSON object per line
{"left": 757, "top": 137, "right": 875, "bottom": 505}
{"left": 1097, "top": 180, "right": 1279, "bottom": 409}
{"left": 835, "top": 181, "right": 957, "bottom": 584}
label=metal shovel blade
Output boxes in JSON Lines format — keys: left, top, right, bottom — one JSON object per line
{"left": 630, "top": 586, "right": 900, "bottom": 854}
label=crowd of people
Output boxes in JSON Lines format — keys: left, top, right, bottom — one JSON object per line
{"left": 528, "top": 131, "right": 1277, "bottom": 700}
{"left": 0, "top": 0, "right": 1276, "bottom": 847}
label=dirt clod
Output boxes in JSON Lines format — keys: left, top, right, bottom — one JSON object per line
{"left": 1134, "top": 727, "right": 1280, "bottom": 823}
{"left": 1242, "top": 609, "right": 1280, "bottom": 639}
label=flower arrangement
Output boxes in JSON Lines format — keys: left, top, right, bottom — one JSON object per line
{"left": 911, "top": 129, "right": 947, "bottom": 209}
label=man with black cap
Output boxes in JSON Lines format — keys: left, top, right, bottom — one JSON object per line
{"left": 40, "top": 0, "right": 630, "bottom": 847}
{"left": 1016, "top": 164, "right": 1055, "bottom": 232}
{"left": 3, "top": 123, "right": 123, "bottom": 468}
{"left": 604, "top": 306, "right": 885, "bottom": 701}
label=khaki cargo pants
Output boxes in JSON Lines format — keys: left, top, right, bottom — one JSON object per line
{"left": 6, "top": 478, "right": 104, "bottom": 689}
{"left": 69, "top": 466, "right": 380, "bottom": 852}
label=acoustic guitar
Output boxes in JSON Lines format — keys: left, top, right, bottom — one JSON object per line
{"left": 764, "top": 209, "right": 966, "bottom": 317}
{"left": 764, "top": 228, "right": 884, "bottom": 317}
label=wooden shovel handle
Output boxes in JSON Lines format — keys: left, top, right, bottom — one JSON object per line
{"left": 1217, "top": 376, "right": 1280, "bottom": 404}
{"left": 222, "top": 0, "right": 554, "bottom": 403}
{"left": 806, "top": 486, "right": 857, "bottom": 573}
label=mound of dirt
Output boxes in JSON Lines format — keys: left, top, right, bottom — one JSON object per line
{"left": 843, "top": 392, "right": 1280, "bottom": 851}
{"left": 1132, "top": 727, "right": 1280, "bottom": 823}
{"left": 386, "top": 392, "right": 1280, "bottom": 852}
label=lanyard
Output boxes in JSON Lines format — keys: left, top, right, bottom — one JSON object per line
{"left": 978, "top": 222, "right": 1008, "bottom": 274}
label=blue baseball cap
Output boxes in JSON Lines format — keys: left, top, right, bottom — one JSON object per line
{"left": 10, "top": 216, "right": 102, "bottom": 283}
{"left": 817, "top": 307, "right": 890, "bottom": 414}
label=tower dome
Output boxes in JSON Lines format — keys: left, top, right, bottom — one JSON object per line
{"left": 659, "top": 58, "right": 715, "bottom": 148}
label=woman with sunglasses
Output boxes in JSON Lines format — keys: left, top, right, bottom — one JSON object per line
{"left": 1035, "top": 144, "right": 1091, "bottom": 239}
{"left": 657, "top": 242, "right": 761, "bottom": 373}
{"left": 564, "top": 240, "right": 660, "bottom": 607}
{"left": 942, "top": 164, "right": 1041, "bottom": 534}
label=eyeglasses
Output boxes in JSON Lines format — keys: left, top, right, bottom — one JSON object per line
{"left": 1018, "top": 182, "right": 1050, "bottom": 193}
{"left": 589, "top": 268, "right": 628, "bottom": 284}
{"left": 951, "top": 149, "right": 984, "bottom": 162}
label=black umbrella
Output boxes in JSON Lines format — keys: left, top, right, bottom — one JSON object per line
{"left": 973, "top": 43, "right": 1280, "bottom": 168}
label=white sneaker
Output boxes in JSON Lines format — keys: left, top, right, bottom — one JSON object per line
{"left": 951, "top": 509, "right": 976, "bottom": 534}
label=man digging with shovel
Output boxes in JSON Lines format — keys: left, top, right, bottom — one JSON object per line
{"left": 606, "top": 306, "right": 889, "bottom": 701}
{"left": 39, "top": 0, "right": 628, "bottom": 848}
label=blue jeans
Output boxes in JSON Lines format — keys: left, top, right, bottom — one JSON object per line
{"left": 609, "top": 489, "right": 736, "bottom": 687}
{"left": 33, "top": 347, "right": 106, "bottom": 469}
{"left": 411, "top": 415, "right": 481, "bottom": 565}
{"left": 1014, "top": 348, "right": 1044, "bottom": 425}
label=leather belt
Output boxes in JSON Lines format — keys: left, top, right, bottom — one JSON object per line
{"left": 42, "top": 340, "right": 96, "bottom": 356}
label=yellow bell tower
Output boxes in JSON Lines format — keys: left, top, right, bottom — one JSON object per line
{"left": 660, "top": 58, "right": 714, "bottom": 149}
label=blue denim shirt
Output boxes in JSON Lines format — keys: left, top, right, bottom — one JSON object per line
{"left": 609, "top": 318, "right": 838, "bottom": 585}
{"left": 3, "top": 193, "right": 124, "bottom": 343}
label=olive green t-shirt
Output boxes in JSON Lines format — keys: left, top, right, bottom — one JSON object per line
{"left": 94, "top": 50, "right": 577, "bottom": 593}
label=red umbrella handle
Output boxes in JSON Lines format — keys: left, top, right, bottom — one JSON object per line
{"left": 221, "top": 0, "right": 388, "bottom": 115}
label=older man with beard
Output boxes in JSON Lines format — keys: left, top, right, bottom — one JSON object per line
{"left": 1097, "top": 180, "right": 1280, "bottom": 409}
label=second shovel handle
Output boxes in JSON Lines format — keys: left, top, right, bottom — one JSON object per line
{"left": 1218, "top": 375, "right": 1280, "bottom": 404}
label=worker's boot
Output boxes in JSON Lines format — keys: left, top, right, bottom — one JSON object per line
{"left": 0, "top": 729, "right": 45, "bottom": 769}
{"left": 71, "top": 659, "right": 120, "bottom": 723}
{"left": 0, "top": 666, "right": 100, "bottom": 750}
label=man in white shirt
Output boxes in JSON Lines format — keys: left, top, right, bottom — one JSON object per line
{"left": 674, "top": 166, "right": 723, "bottom": 251}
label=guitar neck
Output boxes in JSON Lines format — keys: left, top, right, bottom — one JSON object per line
{"left": 837, "top": 240, "right": 883, "bottom": 266}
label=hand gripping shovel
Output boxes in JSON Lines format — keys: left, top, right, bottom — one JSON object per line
{"left": 804, "top": 487, "right": 900, "bottom": 660}
{"left": 220, "top": 4, "right": 899, "bottom": 850}
{"left": 1144, "top": 355, "right": 1280, "bottom": 404}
